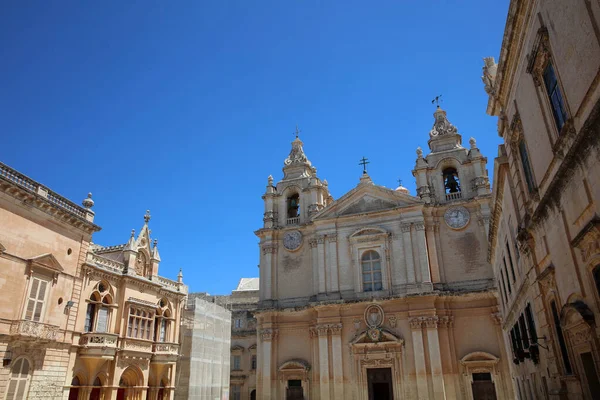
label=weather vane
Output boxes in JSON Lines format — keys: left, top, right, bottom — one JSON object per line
{"left": 293, "top": 125, "right": 301, "bottom": 139}
{"left": 431, "top": 94, "right": 442, "bottom": 107}
{"left": 397, "top": 178, "right": 403, "bottom": 186}
{"left": 359, "top": 157, "right": 370, "bottom": 174}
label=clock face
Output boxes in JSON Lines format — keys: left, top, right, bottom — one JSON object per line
{"left": 444, "top": 206, "right": 470, "bottom": 229}
{"left": 283, "top": 231, "right": 303, "bottom": 251}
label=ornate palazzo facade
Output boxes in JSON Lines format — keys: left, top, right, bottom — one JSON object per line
{"left": 485, "top": 0, "right": 600, "bottom": 399}
{"left": 0, "top": 161, "right": 187, "bottom": 400}
{"left": 254, "top": 110, "right": 512, "bottom": 399}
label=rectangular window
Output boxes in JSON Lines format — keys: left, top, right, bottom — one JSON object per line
{"left": 519, "top": 139, "right": 535, "bottom": 193}
{"left": 543, "top": 62, "right": 567, "bottom": 131}
{"left": 251, "top": 355, "right": 257, "bottom": 370}
{"left": 24, "top": 277, "right": 48, "bottom": 322}
{"left": 506, "top": 242, "right": 516, "bottom": 280}
{"left": 159, "top": 319, "right": 167, "bottom": 342}
{"left": 504, "top": 267, "right": 512, "bottom": 294}
{"left": 127, "top": 308, "right": 154, "bottom": 339}
{"left": 96, "top": 307, "right": 108, "bottom": 333}
{"left": 525, "top": 304, "right": 538, "bottom": 345}
{"left": 500, "top": 273, "right": 509, "bottom": 305}
{"left": 233, "top": 355, "right": 241, "bottom": 370}
{"left": 234, "top": 319, "right": 242, "bottom": 329}
{"left": 519, "top": 314, "right": 530, "bottom": 349}
{"left": 231, "top": 385, "right": 241, "bottom": 400}
{"left": 85, "top": 303, "right": 95, "bottom": 332}
{"left": 551, "top": 301, "right": 573, "bottom": 374}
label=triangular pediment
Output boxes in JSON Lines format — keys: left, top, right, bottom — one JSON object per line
{"left": 314, "top": 184, "right": 422, "bottom": 220}
{"left": 351, "top": 329, "right": 404, "bottom": 346}
{"left": 29, "top": 253, "right": 64, "bottom": 272}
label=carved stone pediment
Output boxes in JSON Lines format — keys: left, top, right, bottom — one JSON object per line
{"left": 339, "top": 195, "right": 399, "bottom": 216}
{"left": 314, "top": 184, "right": 421, "bottom": 220}
{"left": 351, "top": 328, "right": 403, "bottom": 347}
{"left": 28, "top": 253, "right": 64, "bottom": 273}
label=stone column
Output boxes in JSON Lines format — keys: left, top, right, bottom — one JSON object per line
{"left": 414, "top": 223, "right": 432, "bottom": 286}
{"left": 310, "top": 239, "right": 319, "bottom": 295}
{"left": 410, "top": 317, "right": 428, "bottom": 400}
{"left": 317, "top": 324, "right": 331, "bottom": 400}
{"left": 439, "top": 316, "right": 458, "bottom": 400}
{"left": 261, "top": 329, "right": 277, "bottom": 400}
{"left": 425, "top": 223, "right": 441, "bottom": 283}
{"left": 391, "top": 233, "right": 405, "bottom": 288}
{"left": 425, "top": 317, "right": 446, "bottom": 400}
{"left": 401, "top": 223, "right": 416, "bottom": 286}
{"left": 317, "top": 236, "right": 327, "bottom": 294}
{"left": 327, "top": 235, "right": 339, "bottom": 294}
{"left": 330, "top": 324, "right": 344, "bottom": 400}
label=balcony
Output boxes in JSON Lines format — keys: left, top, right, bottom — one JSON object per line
{"left": 286, "top": 217, "right": 300, "bottom": 226}
{"left": 119, "top": 337, "right": 154, "bottom": 354}
{"left": 78, "top": 332, "right": 118, "bottom": 359}
{"left": 9, "top": 320, "right": 60, "bottom": 342}
{"left": 151, "top": 342, "right": 179, "bottom": 364}
{"left": 445, "top": 191, "right": 462, "bottom": 202}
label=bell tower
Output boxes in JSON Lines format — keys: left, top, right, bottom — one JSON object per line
{"left": 262, "top": 133, "right": 331, "bottom": 229}
{"left": 413, "top": 106, "right": 490, "bottom": 205}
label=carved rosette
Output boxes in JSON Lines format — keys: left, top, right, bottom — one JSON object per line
{"left": 260, "top": 329, "right": 278, "bottom": 341}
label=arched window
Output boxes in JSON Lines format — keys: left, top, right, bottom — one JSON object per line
{"left": 155, "top": 299, "right": 171, "bottom": 342}
{"left": 443, "top": 167, "right": 461, "bottom": 194}
{"left": 550, "top": 301, "right": 572, "bottom": 374}
{"left": 287, "top": 193, "right": 300, "bottom": 219}
{"left": 85, "top": 283, "right": 112, "bottom": 333}
{"left": 361, "top": 251, "right": 382, "bottom": 292}
{"left": 6, "top": 358, "right": 31, "bottom": 400}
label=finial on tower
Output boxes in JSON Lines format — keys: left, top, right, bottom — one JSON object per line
{"left": 144, "top": 210, "right": 151, "bottom": 223}
{"left": 431, "top": 94, "right": 442, "bottom": 108}
{"left": 469, "top": 137, "right": 477, "bottom": 149}
{"left": 178, "top": 268, "right": 183, "bottom": 283}
{"left": 82, "top": 193, "right": 94, "bottom": 209}
{"left": 293, "top": 125, "right": 301, "bottom": 139}
{"left": 267, "top": 175, "right": 273, "bottom": 186}
{"left": 130, "top": 229, "right": 135, "bottom": 238}
{"left": 416, "top": 147, "right": 423, "bottom": 158}
{"left": 153, "top": 238, "right": 158, "bottom": 248}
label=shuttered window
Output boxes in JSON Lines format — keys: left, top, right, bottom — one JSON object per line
{"left": 5, "top": 358, "right": 31, "bottom": 400}
{"left": 24, "top": 277, "right": 48, "bottom": 322}
{"left": 127, "top": 308, "right": 154, "bottom": 340}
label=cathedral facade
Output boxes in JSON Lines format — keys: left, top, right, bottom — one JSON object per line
{"left": 255, "top": 109, "right": 512, "bottom": 400}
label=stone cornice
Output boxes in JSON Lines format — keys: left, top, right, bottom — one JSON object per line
{"left": 0, "top": 163, "right": 101, "bottom": 234}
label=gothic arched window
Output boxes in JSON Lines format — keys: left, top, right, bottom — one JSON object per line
{"left": 154, "top": 299, "right": 171, "bottom": 343}
{"left": 287, "top": 193, "right": 300, "bottom": 219}
{"left": 443, "top": 167, "right": 461, "bottom": 194}
{"left": 85, "top": 283, "right": 112, "bottom": 333}
{"left": 6, "top": 358, "right": 31, "bottom": 400}
{"left": 361, "top": 250, "right": 382, "bottom": 292}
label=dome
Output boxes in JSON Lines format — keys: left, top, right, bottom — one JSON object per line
{"left": 395, "top": 185, "right": 410, "bottom": 194}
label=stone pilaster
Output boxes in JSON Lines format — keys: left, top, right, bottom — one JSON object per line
{"left": 409, "top": 317, "right": 428, "bottom": 400}
{"left": 327, "top": 235, "right": 339, "bottom": 293}
{"left": 260, "top": 329, "right": 278, "bottom": 400}
{"left": 261, "top": 245, "right": 277, "bottom": 299}
{"left": 425, "top": 223, "right": 441, "bottom": 283}
{"left": 424, "top": 317, "right": 446, "bottom": 400}
{"left": 317, "top": 236, "right": 326, "bottom": 294}
{"left": 414, "top": 223, "right": 431, "bottom": 285}
{"left": 401, "top": 223, "right": 416, "bottom": 285}
{"left": 310, "top": 239, "right": 319, "bottom": 295}
{"left": 330, "top": 324, "right": 344, "bottom": 400}
{"left": 316, "top": 324, "right": 330, "bottom": 400}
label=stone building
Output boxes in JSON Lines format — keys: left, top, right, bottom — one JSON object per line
{"left": 254, "top": 113, "right": 512, "bottom": 400}
{"left": 484, "top": 0, "right": 600, "bottom": 399}
{"left": 177, "top": 278, "right": 259, "bottom": 400}
{"left": 0, "top": 161, "right": 187, "bottom": 400}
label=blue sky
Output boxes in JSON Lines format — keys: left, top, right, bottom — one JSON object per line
{"left": 1, "top": 1, "right": 509, "bottom": 294}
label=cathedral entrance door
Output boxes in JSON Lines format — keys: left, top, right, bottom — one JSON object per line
{"left": 471, "top": 373, "right": 497, "bottom": 400}
{"left": 286, "top": 379, "right": 303, "bottom": 400}
{"left": 367, "top": 368, "right": 393, "bottom": 400}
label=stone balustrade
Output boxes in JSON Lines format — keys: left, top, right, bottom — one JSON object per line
{"left": 0, "top": 161, "right": 90, "bottom": 220}
{"left": 119, "top": 337, "right": 154, "bottom": 353}
{"left": 79, "top": 332, "right": 119, "bottom": 347}
{"left": 154, "top": 276, "right": 188, "bottom": 294}
{"left": 445, "top": 191, "right": 463, "bottom": 202}
{"left": 152, "top": 342, "right": 179, "bottom": 355}
{"left": 287, "top": 217, "right": 300, "bottom": 225}
{"left": 9, "top": 320, "right": 60, "bottom": 341}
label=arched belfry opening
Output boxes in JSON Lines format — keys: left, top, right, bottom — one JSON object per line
{"left": 443, "top": 167, "right": 461, "bottom": 194}
{"left": 287, "top": 193, "right": 300, "bottom": 219}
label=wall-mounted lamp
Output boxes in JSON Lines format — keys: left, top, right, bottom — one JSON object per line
{"left": 66, "top": 301, "right": 75, "bottom": 308}
{"left": 3, "top": 350, "right": 12, "bottom": 367}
